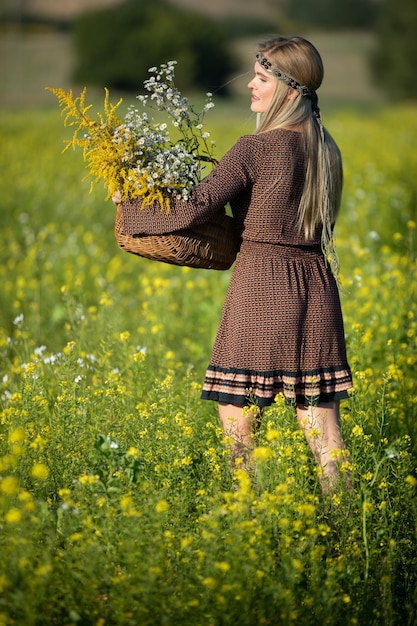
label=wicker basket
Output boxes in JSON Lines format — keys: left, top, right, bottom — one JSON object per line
{"left": 114, "top": 205, "right": 240, "bottom": 270}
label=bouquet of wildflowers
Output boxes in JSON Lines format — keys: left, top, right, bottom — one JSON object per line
{"left": 47, "top": 61, "right": 216, "bottom": 211}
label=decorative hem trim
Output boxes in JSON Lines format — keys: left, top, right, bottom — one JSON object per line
{"left": 201, "top": 364, "right": 353, "bottom": 407}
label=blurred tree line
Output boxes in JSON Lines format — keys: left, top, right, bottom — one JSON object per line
{"left": 72, "top": 0, "right": 245, "bottom": 93}
{"left": 286, "top": 0, "right": 376, "bottom": 28}
{"left": 371, "top": 0, "right": 417, "bottom": 100}
{"left": 286, "top": 0, "right": 417, "bottom": 101}
{"left": 67, "top": 0, "right": 416, "bottom": 99}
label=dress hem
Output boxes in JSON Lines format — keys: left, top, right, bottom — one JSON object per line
{"left": 201, "top": 364, "right": 353, "bottom": 408}
{"left": 201, "top": 388, "right": 352, "bottom": 408}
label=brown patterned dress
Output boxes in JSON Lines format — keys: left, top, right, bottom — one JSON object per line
{"left": 122, "top": 128, "right": 353, "bottom": 407}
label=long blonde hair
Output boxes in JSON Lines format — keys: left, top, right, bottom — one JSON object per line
{"left": 255, "top": 36, "right": 343, "bottom": 263}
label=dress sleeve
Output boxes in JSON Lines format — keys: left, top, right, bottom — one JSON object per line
{"left": 120, "top": 134, "right": 262, "bottom": 235}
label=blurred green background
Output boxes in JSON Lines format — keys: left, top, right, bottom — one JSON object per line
{"left": 3, "top": 0, "right": 414, "bottom": 112}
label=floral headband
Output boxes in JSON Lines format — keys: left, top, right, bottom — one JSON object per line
{"left": 255, "top": 52, "right": 321, "bottom": 120}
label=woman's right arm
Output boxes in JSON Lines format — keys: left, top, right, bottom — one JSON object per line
{"left": 117, "top": 134, "right": 263, "bottom": 235}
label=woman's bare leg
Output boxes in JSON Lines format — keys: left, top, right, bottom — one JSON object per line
{"left": 218, "top": 403, "right": 260, "bottom": 471}
{"left": 296, "top": 400, "right": 349, "bottom": 493}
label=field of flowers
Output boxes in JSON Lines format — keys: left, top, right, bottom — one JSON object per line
{"left": 0, "top": 101, "right": 416, "bottom": 625}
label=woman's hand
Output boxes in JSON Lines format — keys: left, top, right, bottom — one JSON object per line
{"left": 112, "top": 190, "right": 122, "bottom": 205}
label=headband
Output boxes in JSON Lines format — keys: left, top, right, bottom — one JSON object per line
{"left": 255, "top": 52, "right": 321, "bottom": 121}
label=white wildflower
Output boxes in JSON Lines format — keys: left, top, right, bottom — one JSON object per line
{"left": 13, "top": 314, "right": 24, "bottom": 326}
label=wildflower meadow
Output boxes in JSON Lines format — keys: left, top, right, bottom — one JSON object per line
{"left": 0, "top": 100, "right": 416, "bottom": 625}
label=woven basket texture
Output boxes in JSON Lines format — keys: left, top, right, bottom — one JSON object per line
{"left": 114, "top": 205, "right": 239, "bottom": 270}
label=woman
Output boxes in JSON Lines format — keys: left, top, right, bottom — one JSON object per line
{"left": 116, "top": 36, "right": 353, "bottom": 492}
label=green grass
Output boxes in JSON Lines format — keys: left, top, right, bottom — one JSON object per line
{"left": 0, "top": 100, "right": 416, "bottom": 625}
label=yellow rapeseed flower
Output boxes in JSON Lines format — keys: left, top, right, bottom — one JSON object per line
{"left": 252, "top": 446, "right": 274, "bottom": 461}
{"left": 78, "top": 474, "right": 99, "bottom": 484}
{"left": 0, "top": 475, "right": 19, "bottom": 496}
{"left": 8, "top": 427, "right": 25, "bottom": 444}
{"left": 265, "top": 428, "right": 280, "bottom": 441}
{"left": 149, "top": 566, "right": 162, "bottom": 578}
{"left": 31, "top": 463, "right": 49, "bottom": 480}
{"left": 180, "top": 536, "right": 193, "bottom": 550}
{"left": 11, "top": 444, "right": 24, "bottom": 457}
{"left": 405, "top": 474, "right": 417, "bottom": 487}
{"left": 35, "top": 564, "right": 53, "bottom": 577}
{"left": 120, "top": 495, "right": 134, "bottom": 511}
{"left": 202, "top": 577, "right": 217, "bottom": 590}
{"left": 100, "top": 293, "right": 113, "bottom": 307}
{"left": 22, "top": 362, "right": 37, "bottom": 377}
{"left": 233, "top": 468, "right": 252, "bottom": 493}
{"left": 63, "top": 340, "right": 76, "bottom": 355}
{"left": 30, "top": 435, "right": 47, "bottom": 451}
{"left": 155, "top": 500, "right": 170, "bottom": 513}
{"left": 215, "top": 561, "right": 231, "bottom": 573}
{"left": 292, "top": 558, "right": 304, "bottom": 572}
{"left": 18, "top": 490, "right": 36, "bottom": 512}
{"left": 5, "top": 507, "right": 22, "bottom": 524}
{"left": 363, "top": 502, "right": 374, "bottom": 514}
{"left": 296, "top": 503, "right": 316, "bottom": 517}
{"left": 362, "top": 471, "right": 374, "bottom": 481}
{"left": 351, "top": 425, "right": 364, "bottom": 437}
